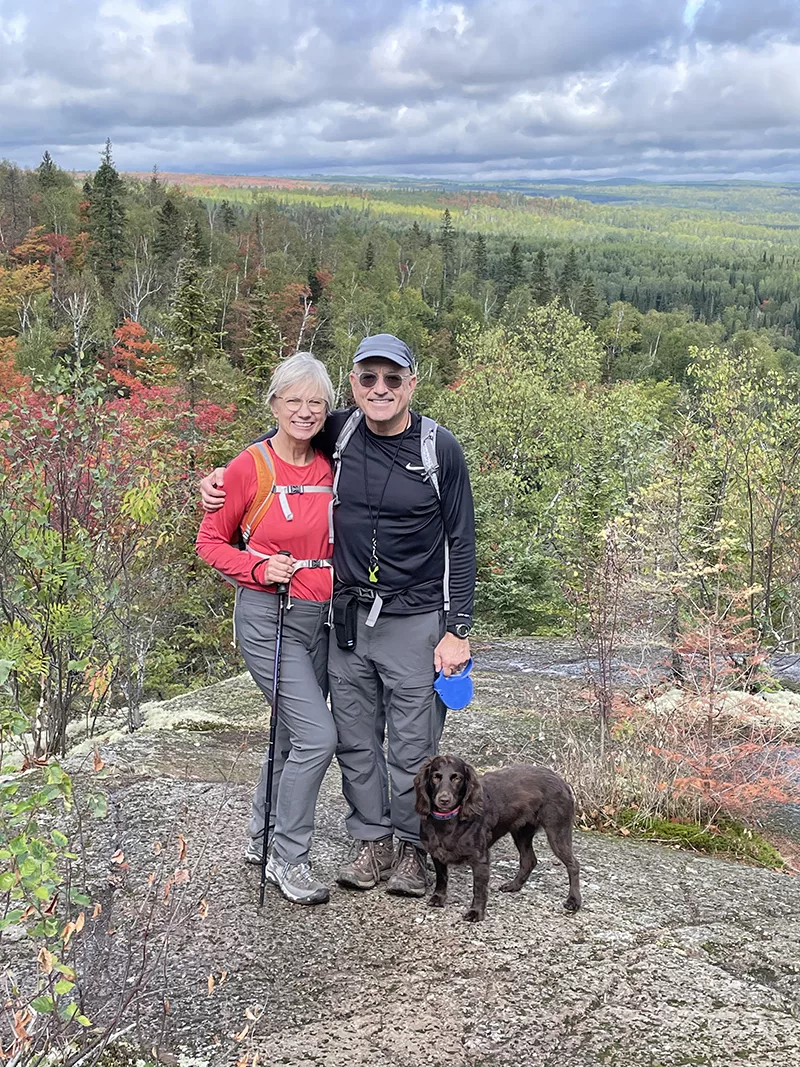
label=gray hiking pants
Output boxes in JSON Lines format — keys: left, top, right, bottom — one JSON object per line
{"left": 329, "top": 605, "right": 446, "bottom": 847}
{"left": 235, "top": 587, "right": 336, "bottom": 865}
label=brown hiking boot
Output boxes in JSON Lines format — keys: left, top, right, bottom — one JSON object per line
{"left": 337, "top": 836, "right": 394, "bottom": 889}
{"left": 386, "top": 841, "right": 429, "bottom": 898}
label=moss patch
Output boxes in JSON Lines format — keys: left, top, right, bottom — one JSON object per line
{"left": 615, "top": 810, "right": 785, "bottom": 868}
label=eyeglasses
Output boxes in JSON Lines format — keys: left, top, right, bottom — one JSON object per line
{"left": 278, "top": 396, "right": 327, "bottom": 413}
{"left": 355, "top": 370, "right": 410, "bottom": 390}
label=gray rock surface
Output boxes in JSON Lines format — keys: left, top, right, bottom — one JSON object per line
{"left": 66, "top": 666, "right": 799, "bottom": 1067}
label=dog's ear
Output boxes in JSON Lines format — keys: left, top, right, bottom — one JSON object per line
{"left": 414, "top": 759, "right": 434, "bottom": 817}
{"left": 459, "top": 762, "right": 484, "bottom": 819}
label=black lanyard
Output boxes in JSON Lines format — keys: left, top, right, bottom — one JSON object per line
{"left": 363, "top": 419, "right": 410, "bottom": 584}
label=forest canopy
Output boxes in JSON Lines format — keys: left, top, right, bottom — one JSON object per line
{"left": 2, "top": 146, "right": 800, "bottom": 753}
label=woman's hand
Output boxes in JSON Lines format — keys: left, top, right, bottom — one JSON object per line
{"left": 260, "top": 553, "right": 295, "bottom": 586}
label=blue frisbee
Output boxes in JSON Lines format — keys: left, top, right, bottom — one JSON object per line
{"left": 434, "top": 658, "right": 474, "bottom": 710}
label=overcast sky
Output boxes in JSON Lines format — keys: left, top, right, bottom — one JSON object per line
{"left": 1, "top": 0, "right": 800, "bottom": 181}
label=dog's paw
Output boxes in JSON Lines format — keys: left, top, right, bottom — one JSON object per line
{"left": 498, "top": 880, "right": 522, "bottom": 893}
{"left": 564, "top": 895, "right": 581, "bottom": 912}
{"left": 462, "top": 908, "right": 484, "bottom": 922}
{"left": 428, "top": 894, "right": 446, "bottom": 908}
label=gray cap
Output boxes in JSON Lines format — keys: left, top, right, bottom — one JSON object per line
{"left": 353, "top": 334, "right": 415, "bottom": 369}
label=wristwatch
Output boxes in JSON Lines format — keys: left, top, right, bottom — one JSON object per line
{"left": 447, "top": 622, "right": 472, "bottom": 639}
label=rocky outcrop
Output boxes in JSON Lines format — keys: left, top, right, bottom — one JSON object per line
{"left": 65, "top": 666, "right": 799, "bottom": 1067}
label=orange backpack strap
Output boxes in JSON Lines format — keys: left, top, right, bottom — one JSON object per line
{"left": 241, "top": 441, "right": 276, "bottom": 545}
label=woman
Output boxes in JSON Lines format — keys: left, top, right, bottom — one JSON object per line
{"left": 196, "top": 352, "right": 336, "bottom": 906}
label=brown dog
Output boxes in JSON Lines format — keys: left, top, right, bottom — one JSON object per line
{"left": 414, "top": 754, "right": 581, "bottom": 921}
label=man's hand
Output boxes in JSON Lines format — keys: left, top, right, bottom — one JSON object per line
{"left": 434, "top": 633, "right": 470, "bottom": 677}
{"left": 199, "top": 467, "right": 226, "bottom": 511}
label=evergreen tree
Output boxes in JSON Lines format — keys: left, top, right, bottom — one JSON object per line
{"left": 500, "top": 241, "right": 525, "bottom": 296}
{"left": 558, "top": 247, "right": 581, "bottom": 310}
{"left": 439, "top": 208, "right": 456, "bottom": 301}
{"left": 530, "top": 249, "right": 552, "bottom": 305}
{"left": 577, "top": 275, "right": 601, "bottom": 330}
{"left": 472, "top": 233, "right": 488, "bottom": 281}
{"left": 307, "top": 255, "right": 324, "bottom": 305}
{"left": 167, "top": 239, "right": 218, "bottom": 458}
{"left": 154, "top": 198, "right": 183, "bottom": 262}
{"left": 147, "top": 165, "right": 165, "bottom": 209}
{"left": 242, "top": 273, "right": 281, "bottom": 397}
{"left": 363, "top": 240, "right": 375, "bottom": 272}
{"left": 37, "top": 151, "right": 57, "bottom": 189}
{"left": 220, "top": 200, "right": 237, "bottom": 232}
{"left": 312, "top": 292, "right": 335, "bottom": 359}
{"left": 88, "top": 139, "right": 126, "bottom": 293}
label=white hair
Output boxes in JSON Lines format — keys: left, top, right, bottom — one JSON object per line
{"left": 266, "top": 352, "right": 335, "bottom": 411}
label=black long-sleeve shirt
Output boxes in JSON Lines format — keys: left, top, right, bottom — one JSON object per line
{"left": 257, "top": 408, "right": 476, "bottom": 625}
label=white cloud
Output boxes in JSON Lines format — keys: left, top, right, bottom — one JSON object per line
{"left": 1, "top": 0, "right": 800, "bottom": 179}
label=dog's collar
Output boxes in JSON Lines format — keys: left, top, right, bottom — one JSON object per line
{"left": 431, "top": 806, "right": 461, "bottom": 821}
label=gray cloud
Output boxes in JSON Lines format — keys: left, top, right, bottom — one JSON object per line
{"left": 1, "top": 0, "right": 800, "bottom": 180}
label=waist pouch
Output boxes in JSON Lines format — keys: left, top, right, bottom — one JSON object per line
{"left": 332, "top": 591, "right": 359, "bottom": 652}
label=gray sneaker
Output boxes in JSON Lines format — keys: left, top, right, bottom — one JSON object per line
{"left": 337, "top": 836, "right": 394, "bottom": 889}
{"left": 265, "top": 855, "right": 329, "bottom": 905}
{"left": 386, "top": 841, "right": 429, "bottom": 898}
{"left": 244, "top": 839, "right": 265, "bottom": 866}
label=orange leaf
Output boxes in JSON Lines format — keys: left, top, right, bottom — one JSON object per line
{"left": 177, "top": 834, "right": 187, "bottom": 862}
{"left": 164, "top": 998, "right": 171, "bottom": 1015}
{"left": 208, "top": 974, "right": 215, "bottom": 996}
{"left": 174, "top": 868, "right": 189, "bottom": 885}
{"left": 111, "top": 849, "right": 125, "bottom": 865}
{"left": 75, "top": 912, "right": 85, "bottom": 934}
{"left": 13, "top": 1010, "right": 31, "bottom": 1042}
{"left": 234, "top": 1025, "right": 249, "bottom": 1042}
{"left": 92, "top": 902, "right": 102, "bottom": 919}
{"left": 199, "top": 898, "right": 209, "bottom": 918}
{"left": 92, "top": 747, "right": 105, "bottom": 773}
{"left": 37, "top": 947, "right": 56, "bottom": 975}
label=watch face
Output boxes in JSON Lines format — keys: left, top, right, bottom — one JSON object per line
{"left": 454, "top": 624, "right": 471, "bottom": 639}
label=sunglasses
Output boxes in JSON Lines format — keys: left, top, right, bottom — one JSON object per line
{"left": 355, "top": 370, "right": 410, "bottom": 390}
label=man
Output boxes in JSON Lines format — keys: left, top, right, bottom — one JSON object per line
{"left": 201, "top": 334, "right": 475, "bottom": 897}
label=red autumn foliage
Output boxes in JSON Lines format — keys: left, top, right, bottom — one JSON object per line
{"left": 103, "top": 318, "right": 167, "bottom": 387}
{"left": 0, "top": 337, "right": 29, "bottom": 399}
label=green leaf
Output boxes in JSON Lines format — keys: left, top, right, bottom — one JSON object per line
{"left": 0, "top": 871, "right": 17, "bottom": 891}
{"left": 54, "top": 979, "right": 74, "bottom": 996}
{"left": 69, "top": 889, "right": 91, "bottom": 906}
{"left": 51, "top": 829, "right": 69, "bottom": 848}
{"left": 31, "top": 995, "right": 54, "bottom": 1014}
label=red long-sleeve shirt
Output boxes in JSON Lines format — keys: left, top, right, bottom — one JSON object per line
{"left": 196, "top": 444, "right": 334, "bottom": 601}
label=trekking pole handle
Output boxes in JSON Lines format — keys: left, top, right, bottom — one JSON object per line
{"left": 275, "top": 549, "right": 292, "bottom": 595}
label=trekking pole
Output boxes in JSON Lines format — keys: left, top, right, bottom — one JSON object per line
{"left": 259, "top": 550, "right": 292, "bottom": 907}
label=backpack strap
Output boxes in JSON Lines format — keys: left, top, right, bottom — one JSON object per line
{"left": 420, "top": 416, "right": 450, "bottom": 614}
{"left": 241, "top": 441, "right": 277, "bottom": 546}
{"left": 331, "top": 410, "right": 364, "bottom": 543}
{"left": 242, "top": 440, "right": 333, "bottom": 532}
